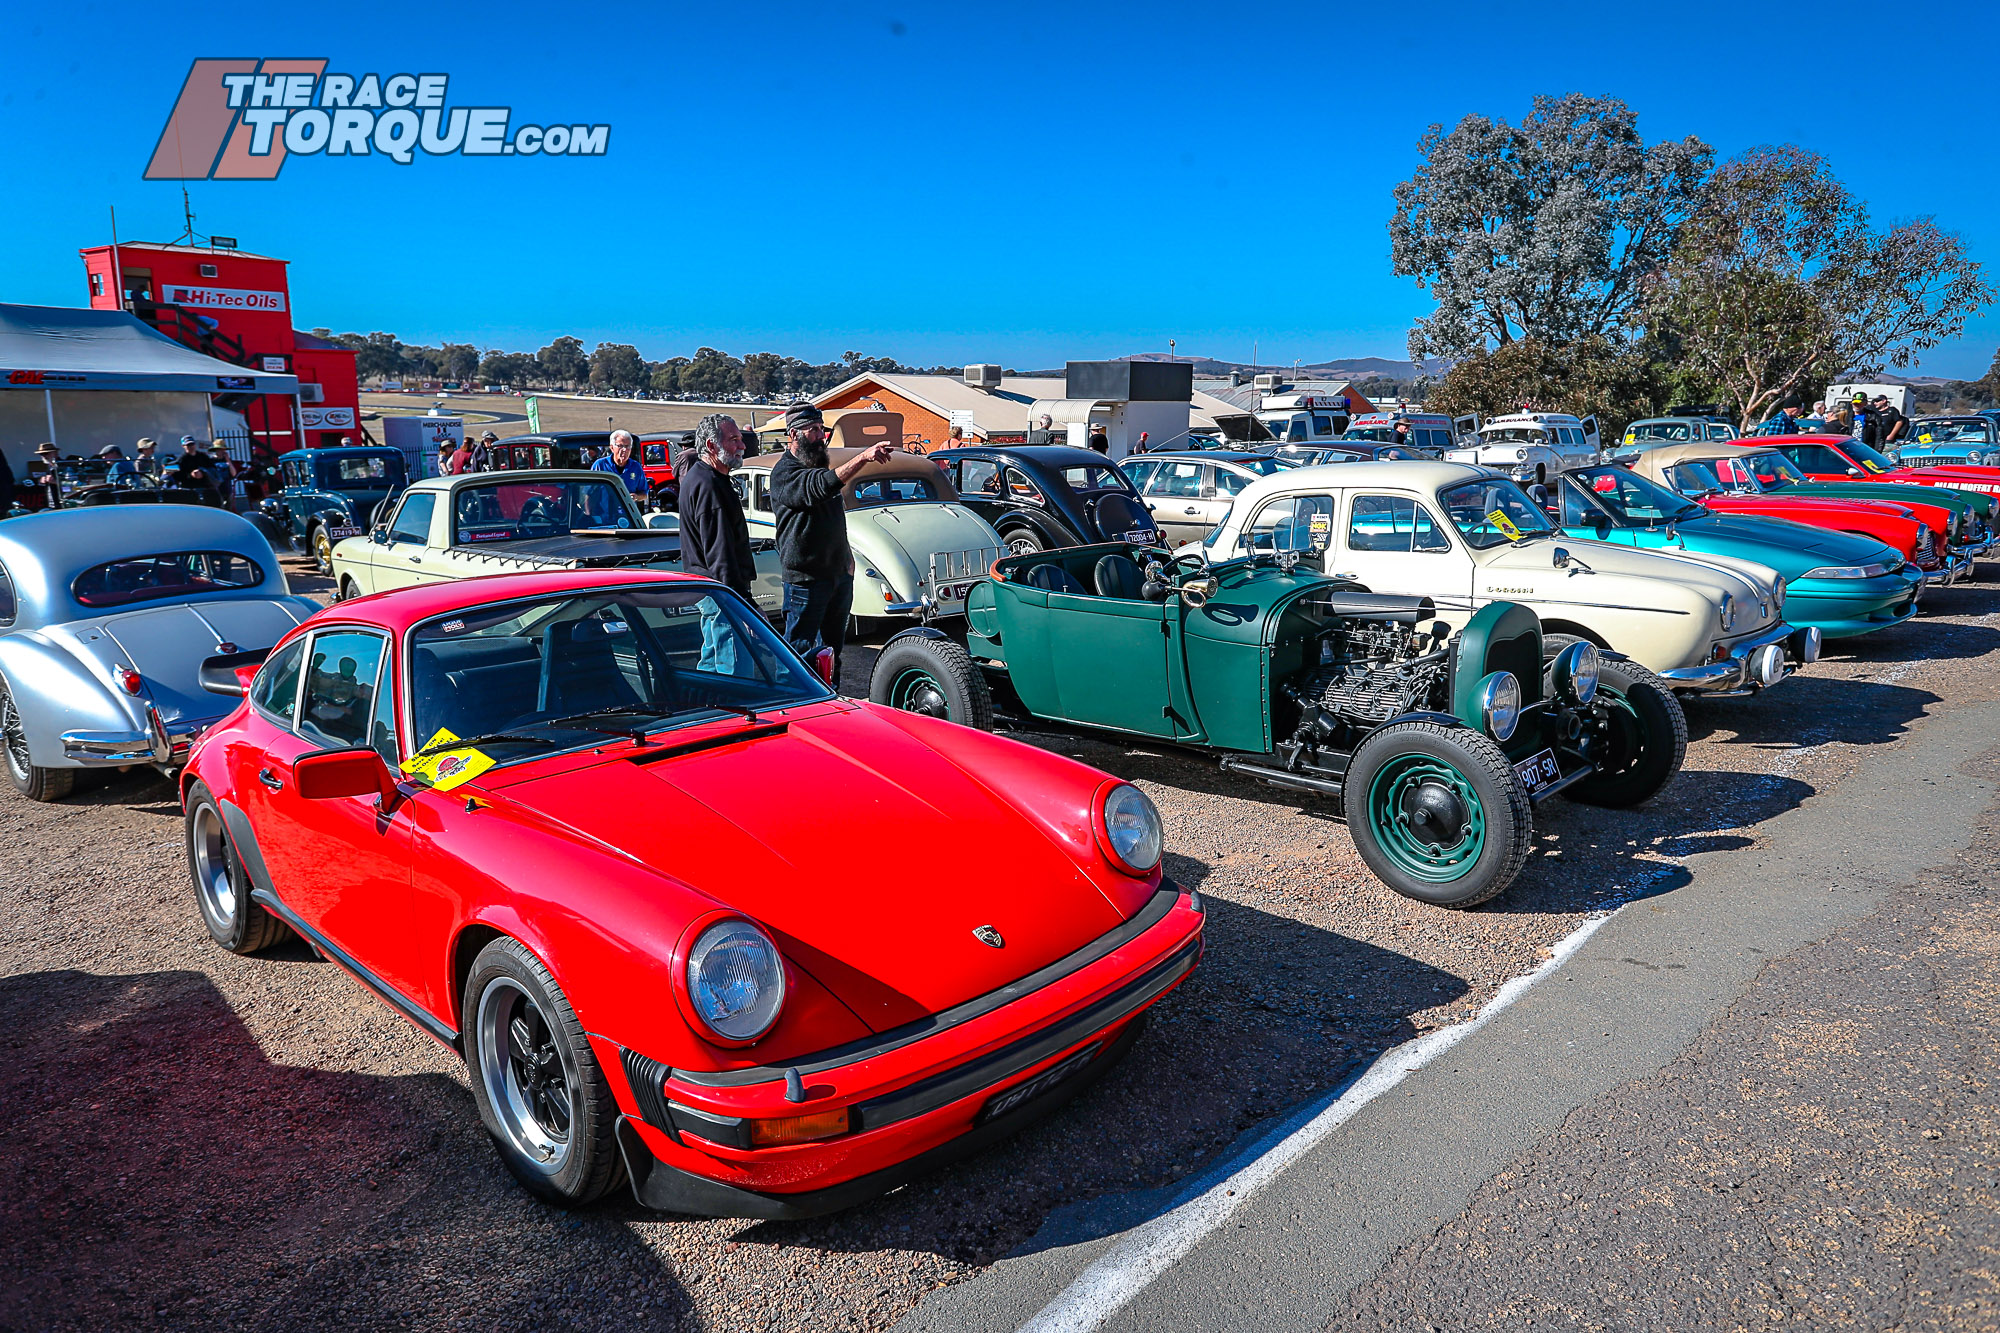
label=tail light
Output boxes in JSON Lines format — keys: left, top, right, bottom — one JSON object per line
{"left": 115, "top": 665, "right": 143, "bottom": 695}
{"left": 811, "top": 647, "right": 836, "bottom": 685}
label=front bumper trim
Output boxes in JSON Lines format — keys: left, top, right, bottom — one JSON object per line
{"left": 1658, "top": 622, "right": 1804, "bottom": 693}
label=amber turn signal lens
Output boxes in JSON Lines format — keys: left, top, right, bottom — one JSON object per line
{"left": 747, "top": 1107, "right": 851, "bottom": 1147}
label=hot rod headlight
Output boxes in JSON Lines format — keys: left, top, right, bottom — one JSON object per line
{"left": 1552, "top": 640, "right": 1600, "bottom": 706}
{"left": 1099, "top": 783, "right": 1163, "bottom": 874}
{"left": 687, "top": 919, "right": 786, "bottom": 1043}
{"left": 1477, "top": 671, "right": 1521, "bottom": 742}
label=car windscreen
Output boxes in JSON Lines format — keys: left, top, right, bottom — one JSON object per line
{"left": 1058, "top": 464, "right": 1132, "bottom": 492}
{"left": 1481, "top": 426, "right": 1551, "bottom": 445}
{"left": 1740, "top": 452, "right": 1811, "bottom": 490}
{"left": 1629, "top": 421, "right": 1695, "bottom": 441}
{"left": 319, "top": 455, "right": 405, "bottom": 488}
{"left": 407, "top": 585, "right": 831, "bottom": 767}
{"left": 1439, "top": 479, "right": 1558, "bottom": 549}
{"left": 1842, "top": 438, "right": 1899, "bottom": 473}
{"left": 847, "top": 474, "right": 943, "bottom": 507}
{"left": 1235, "top": 456, "right": 1284, "bottom": 476}
{"left": 453, "top": 479, "right": 634, "bottom": 542}
{"left": 72, "top": 550, "right": 264, "bottom": 608}
{"left": 1341, "top": 428, "right": 1397, "bottom": 444}
{"left": 1563, "top": 466, "right": 1707, "bottom": 527}
{"left": 1912, "top": 419, "right": 1996, "bottom": 442}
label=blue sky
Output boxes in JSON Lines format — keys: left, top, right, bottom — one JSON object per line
{"left": 5, "top": 0, "right": 1998, "bottom": 376}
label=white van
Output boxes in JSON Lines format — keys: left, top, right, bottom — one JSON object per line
{"left": 1342, "top": 411, "right": 1477, "bottom": 455}
{"left": 1254, "top": 393, "right": 1357, "bottom": 445}
{"left": 1446, "top": 411, "right": 1601, "bottom": 483}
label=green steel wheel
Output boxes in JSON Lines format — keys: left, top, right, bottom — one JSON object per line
{"left": 868, "top": 634, "right": 994, "bottom": 731}
{"left": 1344, "top": 721, "right": 1532, "bottom": 909}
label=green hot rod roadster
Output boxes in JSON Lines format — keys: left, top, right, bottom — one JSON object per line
{"left": 868, "top": 542, "right": 1687, "bottom": 908}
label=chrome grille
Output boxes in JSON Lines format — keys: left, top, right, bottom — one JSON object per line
{"left": 1915, "top": 525, "right": 1937, "bottom": 563}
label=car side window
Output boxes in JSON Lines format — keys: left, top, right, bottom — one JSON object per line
{"left": 1787, "top": 443, "right": 1853, "bottom": 473}
{"left": 1122, "top": 460, "right": 1158, "bottom": 492}
{"left": 729, "top": 473, "right": 749, "bottom": 505}
{"left": 1160, "top": 463, "right": 1204, "bottom": 498}
{"left": 370, "top": 654, "right": 400, "bottom": 765}
{"left": 960, "top": 458, "right": 1001, "bottom": 495}
{"left": 1560, "top": 482, "right": 1601, "bottom": 527}
{"left": 1003, "top": 466, "right": 1045, "bottom": 503}
{"left": 389, "top": 493, "right": 435, "bottom": 544}
{"left": 1311, "top": 414, "right": 1333, "bottom": 437}
{"left": 250, "top": 638, "right": 306, "bottom": 723}
{"left": 1348, "top": 495, "right": 1448, "bottom": 553}
{"left": 1246, "top": 494, "right": 1335, "bottom": 553}
{"left": 0, "top": 562, "right": 14, "bottom": 626}
{"left": 753, "top": 473, "right": 773, "bottom": 513}
{"left": 1214, "top": 467, "right": 1254, "bottom": 497}
{"left": 299, "top": 630, "right": 388, "bottom": 751}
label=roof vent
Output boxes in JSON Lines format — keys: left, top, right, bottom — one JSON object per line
{"left": 964, "top": 364, "right": 1003, "bottom": 390}
{"left": 1253, "top": 373, "right": 1283, "bottom": 391}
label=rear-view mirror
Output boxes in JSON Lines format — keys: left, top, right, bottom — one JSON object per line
{"left": 295, "top": 747, "right": 392, "bottom": 801}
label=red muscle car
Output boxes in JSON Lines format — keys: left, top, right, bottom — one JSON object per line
{"left": 180, "top": 569, "right": 1203, "bottom": 1217}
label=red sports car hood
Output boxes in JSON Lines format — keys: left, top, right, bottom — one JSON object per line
{"left": 491, "top": 705, "right": 1133, "bottom": 1031}
{"left": 1704, "top": 494, "right": 1913, "bottom": 519}
{"left": 1891, "top": 464, "right": 2000, "bottom": 486}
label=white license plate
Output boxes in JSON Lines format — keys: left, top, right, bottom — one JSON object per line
{"left": 326, "top": 525, "right": 361, "bottom": 539}
{"left": 977, "top": 1041, "right": 1104, "bottom": 1125}
{"left": 938, "top": 582, "right": 974, "bottom": 602}
{"left": 1513, "top": 747, "right": 1560, "bottom": 795}
{"left": 1123, "top": 529, "right": 1157, "bottom": 544}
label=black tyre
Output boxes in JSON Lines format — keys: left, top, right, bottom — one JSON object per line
{"left": 1546, "top": 637, "right": 1686, "bottom": 808}
{"left": 1001, "top": 526, "right": 1046, "bottom": 557}
{"left": 462, "top": 937, "right": 624, "bottom": 1207}
{"left": 184, "top": 780, "right": 290, "bottom": 953}
{"left": 1344, "top": 720, "right": 1533, "bottom": 909}
{"left": 310, "top": 524, "right": 334, "bottom": 576}
{"left": 0, "top": 676, "right": 74, "bottom": 802}
{"left": 336, "top": 575, "right": 360, "bottom": 603}
{"left": 869, "top": 634, "right": 995, "bottom": 731}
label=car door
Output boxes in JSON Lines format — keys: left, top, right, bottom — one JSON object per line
{"left": 249, "top": 628, "right": 416, "bottom": 970}
{"left": 1328, "top": 491, "right": 1472, "bottom": 616}
{"left": 1034, "top": 578, "right": 1182, "bottom": 738}
{"left": 1147, "top": 460, "right": 1210, "bottom": 544}
{"left": 360, "top": 491, "right": 439, "bottom": 592}
{"left": 1779, "top": 441, "right": 1868, "bottom": 480}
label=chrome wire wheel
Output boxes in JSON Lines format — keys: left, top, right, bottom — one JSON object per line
{"left": 313, "top": 527, "right": 334, "bottom": 575}
{"left": 190, "top": 802, "right": 237, "bottom": 925}
{"left": 0, "top": 681, "right": 30, "bottom": 783}
{"left": 476, "top": 977, "right": 577, "bottom": 1174}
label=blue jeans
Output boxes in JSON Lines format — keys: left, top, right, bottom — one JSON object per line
{"left": 781, "top": 576, "right": 853, "bottom": 677}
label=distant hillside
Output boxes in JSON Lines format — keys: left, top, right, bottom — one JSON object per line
{"left": 1118, "top": 352, "right": 1435, "bottom": 381}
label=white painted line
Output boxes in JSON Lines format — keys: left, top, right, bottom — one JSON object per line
{"left": 1015, "top": 910, "right": 1616, "bottom": 1333}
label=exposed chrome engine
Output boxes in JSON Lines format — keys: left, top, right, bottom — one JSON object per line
{"left": 1286, "top": 618, "right": 1451, "bottom": 728}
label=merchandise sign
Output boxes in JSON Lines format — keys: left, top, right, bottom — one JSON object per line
{"left": 261, "top": 355, "right": 288, "bottom": 372}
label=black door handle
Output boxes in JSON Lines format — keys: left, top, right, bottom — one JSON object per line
{"left": 257, "top": 768, "right": 283, "bottom": 791}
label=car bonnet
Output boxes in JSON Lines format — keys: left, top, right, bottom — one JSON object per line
{"left": 1481, "top": 536, "right": 1778, "bottom": 607}
{"left": 486, "top": 704, "right": 1133, "bottom": 1032}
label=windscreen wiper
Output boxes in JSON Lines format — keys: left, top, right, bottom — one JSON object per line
{"left": 531, "top": 703, "right": 684, "bottom": 742}
{"left": 413, "top": 732, "right": 558, "bottom": 760}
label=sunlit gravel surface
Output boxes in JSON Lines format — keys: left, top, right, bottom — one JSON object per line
{"left": 5, "top": 557, "right": 1997, "bottom": 1331}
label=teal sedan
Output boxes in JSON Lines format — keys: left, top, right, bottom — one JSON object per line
{"left": 1549, "top": 465, "right": 1922, "bottom": 639}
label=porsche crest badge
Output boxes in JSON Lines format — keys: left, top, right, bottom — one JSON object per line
{"left": 972, "top": 925, "right": 1005, "bottom": 949}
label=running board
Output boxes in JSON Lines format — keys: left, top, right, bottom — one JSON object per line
{"left": 1217, "top": 755, "right": 1345, "bottom": 807}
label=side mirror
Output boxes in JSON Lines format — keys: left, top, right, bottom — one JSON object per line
{"left": 197, "top": 646, "right": 270, "bottom": 697}
{"left": 811, "top": 646, "right": 837, "bottom": 686}
{"left": 371, "top": 525, "right": 390, "bottom": 544}
{"left": 1552, "top": 546, "right": 1572, "bottom": 569}
{"left": 1847, "top": 468, "right": 1864, "bottom": 477}
{"left": 295, "top": 747, "right": 392, "bottom": 801}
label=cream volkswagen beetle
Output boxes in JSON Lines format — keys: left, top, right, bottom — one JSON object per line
{"left": 1197, "top": 462, "right": 1821, "bottom": 696}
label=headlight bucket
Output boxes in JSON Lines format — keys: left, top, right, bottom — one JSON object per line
{"left": 1551, "top": 640, "right": 1600, "bottom": 706}
{"left": 675, "top": 915, "right": 787, "bottom": 1046}
{"left": 1094, "top": 780, "right": 1163, "bottom": 875}
{"left": 1476, "top": 671, "right": 1521, "bottom": 742}
{"left": 1748, "top": 642, "right": 1786, "bottom": 687}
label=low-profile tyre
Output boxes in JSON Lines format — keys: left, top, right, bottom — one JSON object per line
{"left": 1344, "top": 720, "right": 1532, "bottom": 909}
{"left": 1548, "top": 638, "right": 1687, "bottom": 809}
{"left": 462, "top": 937, "right": 624, "bottom": 1207}
{"left": 311, "top": 525, "right": 334, "bottom": 576}
{"left": 0, "top": 677, "right": 74, "bottom": 802}
{"left": 870, "top": 634, "right": 995, "bottom": 731}
{"left": 1002, "top": 526, "right": 1045, "bottom": 557}
{"left": 184, "top": 780, "right": 290, "bottom": 953}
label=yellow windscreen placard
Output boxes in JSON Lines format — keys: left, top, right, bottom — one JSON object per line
{"left": 401, "top": 727, "right": 496, "bottom": 791}
{"left": 1487, "top": 509, "right": 1523, "bottom": 541}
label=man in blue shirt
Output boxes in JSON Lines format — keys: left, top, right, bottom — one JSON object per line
{"left": 591, "top": 430, "right": 649, "bottom": 505}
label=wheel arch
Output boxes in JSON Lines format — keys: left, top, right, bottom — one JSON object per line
{"left": 1535, "top": 619, "right": 1610, "bottom": 649}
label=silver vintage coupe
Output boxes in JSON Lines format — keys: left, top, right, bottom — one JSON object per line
{"left": 0, "top": 506, "right": 319, "bottom": 800}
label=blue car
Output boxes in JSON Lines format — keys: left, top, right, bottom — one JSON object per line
{"left": 1894, "top": 416, "right": 2000, "bottom": 469}
{"left": 259, "top": 446, "right": 409, "bottom": 574}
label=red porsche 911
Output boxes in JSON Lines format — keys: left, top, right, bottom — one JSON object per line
{"left": 181, "top": 570, "right": 1203, "bottom": 1217}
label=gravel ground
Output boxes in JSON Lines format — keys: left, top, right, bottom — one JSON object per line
{"left": 5, "top": 557, "right": 1999, "bottom": 1332}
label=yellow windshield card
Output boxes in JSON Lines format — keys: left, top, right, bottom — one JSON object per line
{"left": 1488, "top": 509, "right": 1523, "bottom": 540}
{"left": 1919, "top": 433, "right": 1934, "bottom": 443}
{"left": 402, "top": 727, "right": 495, "bottom": 791}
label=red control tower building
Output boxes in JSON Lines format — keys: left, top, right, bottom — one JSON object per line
{"left": 77, "top": 240, "right": 360, "bottom": 462}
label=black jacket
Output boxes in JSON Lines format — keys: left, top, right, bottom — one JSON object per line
{"left": 677, "top": 459, "right": 756, "bottom": 598}
{"left": 769, "top": 451, "right": 849, "bottom": 583}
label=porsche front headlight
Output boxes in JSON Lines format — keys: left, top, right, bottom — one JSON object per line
{"left": 1099, "top": 783, "right": 1163, "bottom": 873}
{"left": 687, "top": 919, "right": 786, "bottom": 1043}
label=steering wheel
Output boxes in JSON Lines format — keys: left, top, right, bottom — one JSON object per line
{"left": 517, "top": 496, "right": 559, "bottom": 533}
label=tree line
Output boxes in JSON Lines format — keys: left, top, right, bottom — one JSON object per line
{"left": 302, "top": 331, "right": 957, "bottom": 398}
{"left": 1390, "top": 95, "right": 1995, "bottom": 431}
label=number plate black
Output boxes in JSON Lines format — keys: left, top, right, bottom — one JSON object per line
{"left": 976, "top": 1041, "right": 1104, "bottom": 1125}
{"left": 1513, "top": 747, "right": 1560, "bottom": 795}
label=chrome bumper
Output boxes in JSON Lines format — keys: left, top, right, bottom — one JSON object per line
{"left": 60, "top": 708, "right": 211, "bottom": 767}
{"left": 1925, "top": 553, "right": 1975, "bottom": 586}
{"left": 1658, "top": 622, "right": 1819, "bottom": 695}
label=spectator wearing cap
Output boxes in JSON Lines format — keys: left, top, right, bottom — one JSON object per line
{"left": 172, "top": 439, "right": 224, "bottom": 507}
{"left": 1849, "top": 393, "right": 1872, "bottom": 444}
{"left": 98, "top": 443, "right": 137, "bottom": 484}
{"left": 591, "top": 430, "right": 649, "bottom": 502}
{"left": 133, "top": 437, "right": 160, "bottom": 476}
{"left": 1873, "top": 395, "right": 1907, "bottom": 448}
{"left": 771, "top": 404, "right": 893, "bottom": 678}
{"left": 471, "top": 430, "right": 496, "bottom": 473}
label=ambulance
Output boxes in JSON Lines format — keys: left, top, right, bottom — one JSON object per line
{"left": 1340, "top": 410, "right": 1478, "bottom": 455}
{"left": 1444, "top": 410, "right": 1603, "bottom": 483}
{"left": 1254, "top": 392, "right": 1360, "bottom": 445}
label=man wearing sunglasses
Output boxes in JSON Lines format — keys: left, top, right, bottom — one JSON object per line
{"left": 771, "top": 404, "right": 892, "bottom": 680}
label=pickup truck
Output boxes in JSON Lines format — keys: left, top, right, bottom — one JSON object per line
{"left": 328, "top": 469, "right": 783, "bottom": 613}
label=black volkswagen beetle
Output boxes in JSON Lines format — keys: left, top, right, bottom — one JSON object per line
{"left": 929, "top": 445, "right": 1159, "bottom": 555}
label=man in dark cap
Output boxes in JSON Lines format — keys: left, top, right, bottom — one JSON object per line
{"left": 771, "top": 404, "right": 892, "bottom": 677}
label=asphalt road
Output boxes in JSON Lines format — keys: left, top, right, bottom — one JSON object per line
{"left": 897, "top": 657, "right": 2000, "bottom": 1330}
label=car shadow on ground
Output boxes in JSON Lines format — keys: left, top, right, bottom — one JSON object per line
{"left": 0, "top": 968, "right": 690, "bottom": 1332}
{"left": 677, "top": 882, "right": 1464, "bottom": 1267}
{"left": 1683, "top": 675, "right": 1940, "bottom": 749}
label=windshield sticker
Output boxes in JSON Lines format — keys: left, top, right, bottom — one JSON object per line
{"left": 441, "top": 619, "right": 465, "bottom": 632}
{"left": 1308, "top": 514, "right": 1331, "bottom": 533}
{"left": 1487, "top": 509, "right": 1523, "bottom": 540}
{"left": 402, "top": 727, "right": 495, "bottom": 790}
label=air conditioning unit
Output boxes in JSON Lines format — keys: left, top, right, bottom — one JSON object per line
{"left": 1253, "top": 373, "right": 1282, "bottom": 391}
{"left": 964, "top": 364, "right": 1003, "bottom": 390}
{"left": 298, "top": 383, "right": 325, "bottom": 403}
{"left": 199, "top": 263, "right": 219, "bottom": 278}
